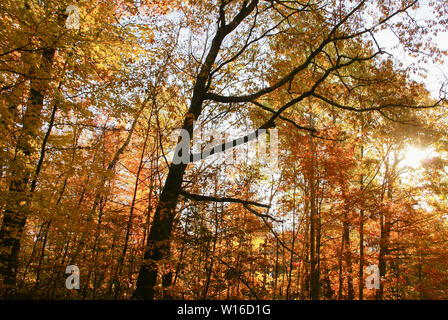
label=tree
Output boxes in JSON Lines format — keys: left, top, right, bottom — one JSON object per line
{"left": 1, "top": 0, "right": 448, "bottom": 301}
{"left": 133, "top": 0, "right": 448, "bottom": 299}
{"left": 0, "top": 0, "right": 159, "bottom": 294}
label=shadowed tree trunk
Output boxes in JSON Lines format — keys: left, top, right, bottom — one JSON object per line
{"left": 358, "top": 120, "right": 365, "bottom": 300}
{"left": 376, "top": 151, "right": 397, "bottom": 300}
{"left": 132, "top": 0, "right": 259, "bottom": 300}
{"left": 0, "top": 46, "right": 56, "bottom": 290}
{"left": 309, "top": 119, "right": 319, "bottom": 300}
{"left": 343, "top": 210, "right": 355, "bottom": 300}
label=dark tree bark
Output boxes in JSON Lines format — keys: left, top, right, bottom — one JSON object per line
{"left": 0, "top": 46, "right": 56, "bottom": 290}
{"left": 342, "top": 211, "right": 355, "bottom": 300}
{"left": 358, "top": 124, "right": 365, "bottom": 300}
{"left": 132, "top": 0, "right": 259, "bottom": 300}
{"left": 309, "top": 127, "right": 319, "bottom": 300}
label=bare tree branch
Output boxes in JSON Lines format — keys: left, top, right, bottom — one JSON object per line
{"left": 180, "top": 190, "right": 271, "bottom": 209}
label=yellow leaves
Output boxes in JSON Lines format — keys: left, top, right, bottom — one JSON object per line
{"left": 252, "top": 237, "right": 265, "bottom": 249}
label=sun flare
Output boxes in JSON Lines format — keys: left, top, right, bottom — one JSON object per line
{"left": 402, "top": 146, "right": 435, "bottom": 169}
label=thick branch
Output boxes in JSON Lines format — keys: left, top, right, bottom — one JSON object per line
{"left": 188, "top": 124, "right": 274, "bottom": 162}
{"left": 180, "top": 190, "right": 270, "bottom": 209}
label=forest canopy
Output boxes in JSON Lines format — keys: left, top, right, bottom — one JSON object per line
{"left": 0, "top": 0, "right": 448, "bottom": 300}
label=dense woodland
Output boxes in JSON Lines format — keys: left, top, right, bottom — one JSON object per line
{"left": 1, "top": 0, "right": 448, "bottom": 300}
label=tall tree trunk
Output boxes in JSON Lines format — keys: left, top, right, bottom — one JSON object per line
{"left": 114, "top": 109, "right": 153, "bottom": 298}
{"left": 358, "top": 149, "right": 365, "bottom": 300}
{"left": 286, "top": 180, "right": 297, "bottom": 299}
{"left": 133, "top": 1, "right": 259, "bottom": 299}
{"left": 359, "top": 207, "right": 365, "bottom": 300}
{"left": 337, "top": 229, "right": 345, "bottom": 299}
{"left": 358, "top": 115, "right": 365, "bottom": 300}
{"left": 343, "top": 210, "right": 355, "bottom": 300}
{"left": 33, "top": 120, "right": 79, "bottom": 292}
{"left": 202, "top": 209, "right": 218, "bottom": 299}
{"left": 376, "top": 151, "right": 396, "bottom": 300}
{"left": 309, "top": 123, "right": 319, "bottom": 300}
{"left": 0, "top": 46, "right": 56, "bottom": 290}
{"left": 273, "top": 238, "right": 279, "bottom": 300}
{"left": 34, "top": 220, "right": 51, "bottom": 292}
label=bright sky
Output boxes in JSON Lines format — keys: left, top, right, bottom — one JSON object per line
{"left": 372, "top": 1, "right": 447, "bottom": 176}
{"left": 401, "top": 146, "right": 438, "bottom": 169}
{"left": 373, "top": 1, "right": 448, "bottom": 98}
